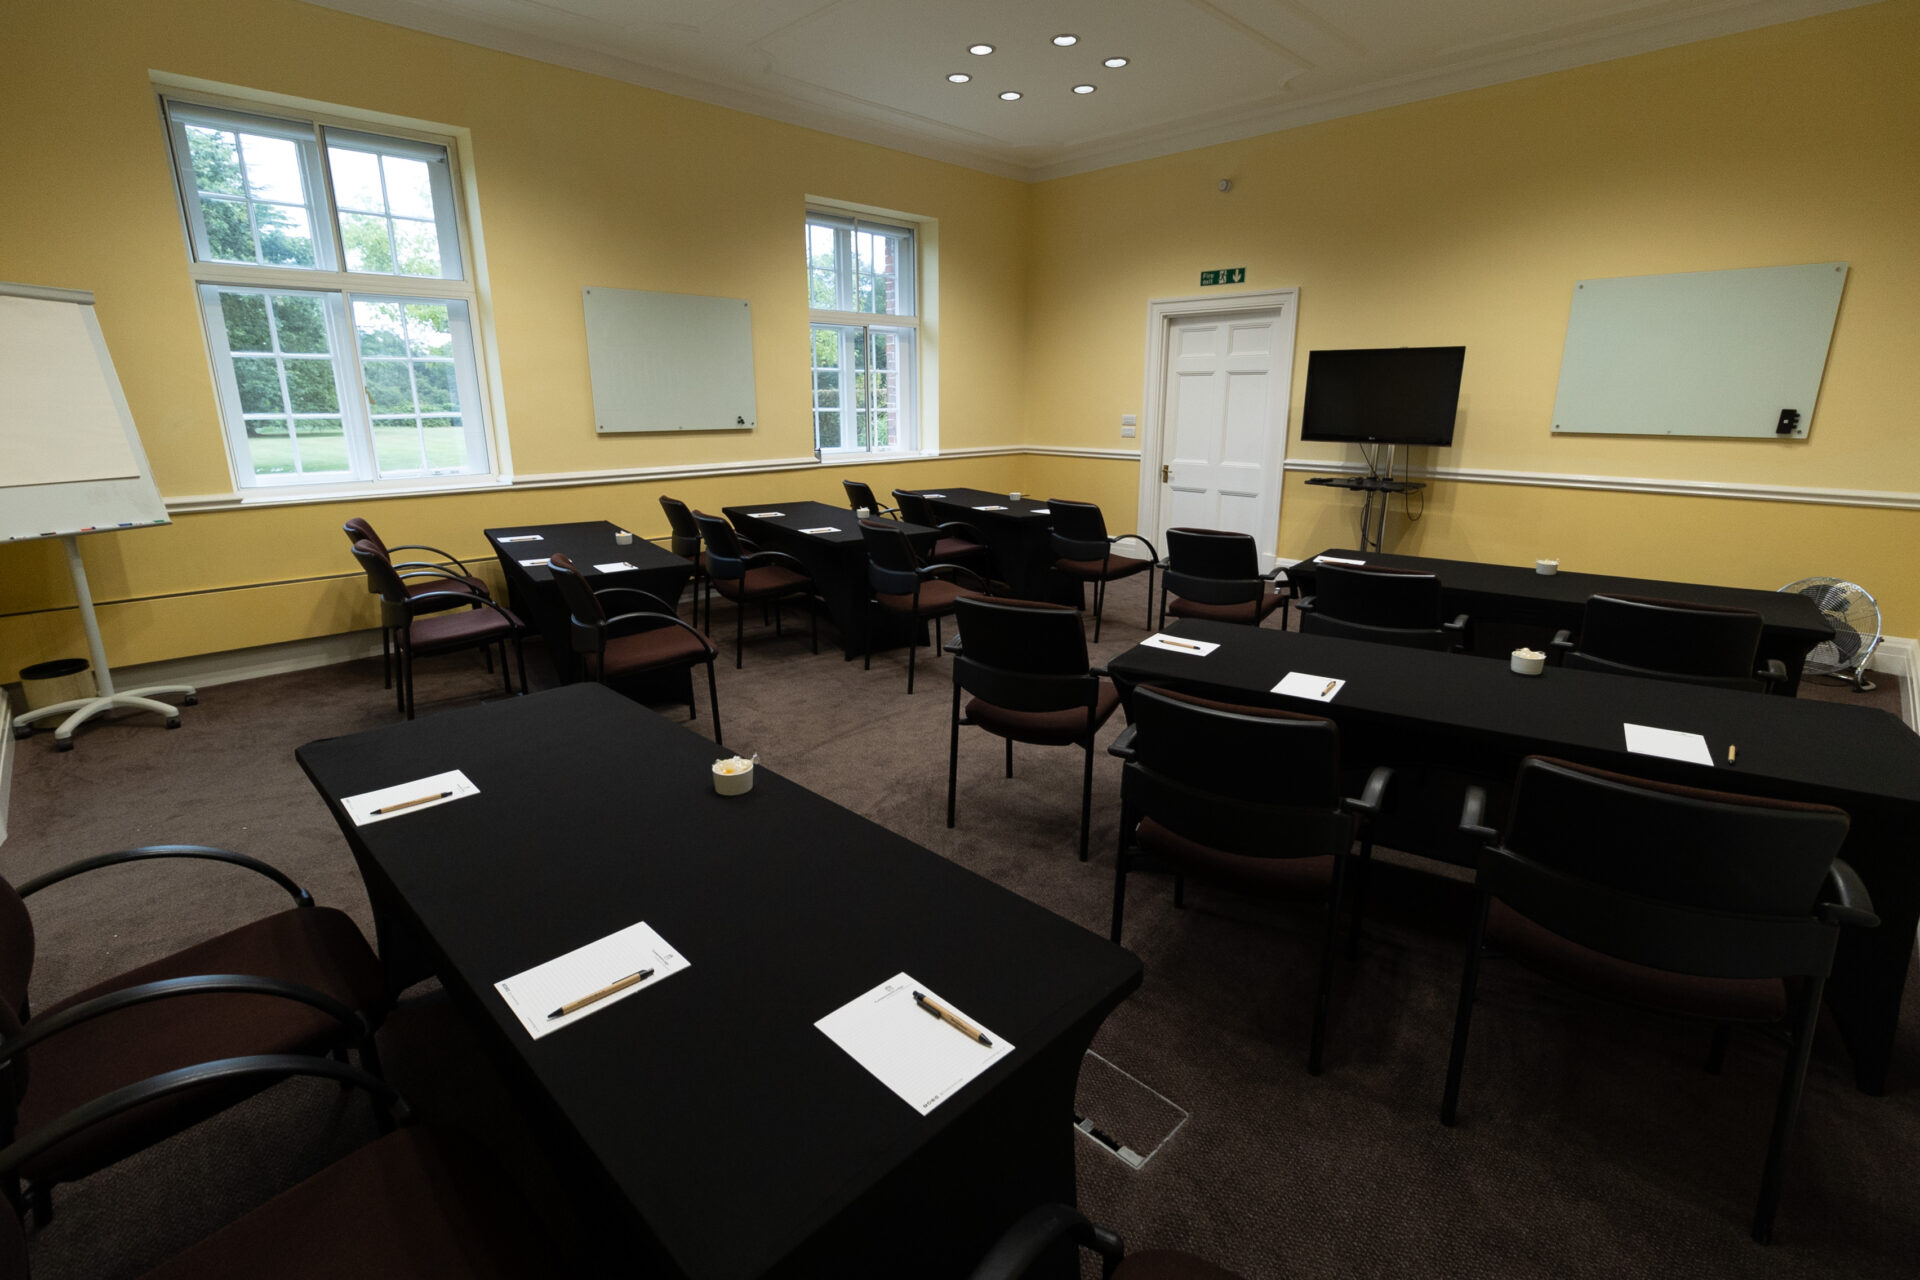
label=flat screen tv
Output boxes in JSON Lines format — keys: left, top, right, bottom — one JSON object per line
{"left": 1299, "top": 346, "right": 1465, "bottom": 446}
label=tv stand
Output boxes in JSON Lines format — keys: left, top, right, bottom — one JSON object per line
{"left": 1301, "top": 445, "right": 1425, "bottom": 552}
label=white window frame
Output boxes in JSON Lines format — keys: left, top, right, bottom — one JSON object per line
{"left": 806, "top": 208, "right": 922, "bottom": 458}
{"left": 162, "top": 91, "right": 502, "bottom": 495}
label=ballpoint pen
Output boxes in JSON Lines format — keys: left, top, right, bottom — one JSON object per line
{"left": 372, "top": 790, "right": 453, "bottom": 815}
{"left": 913, "top": 991, "right": 992, "bottom": 1046}
{"left": 1321, "top": 679, "right": 1338, "bottom": 697}
{"left": 549, "top": 968, "right": 654, "bottom": 1019}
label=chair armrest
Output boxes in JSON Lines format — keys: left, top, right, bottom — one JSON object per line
{"left": 736, "top": 534, "right": 762, "bottom": 554}
{"left": 1758, "top": 658, "right": 1789, "bottom": 687}
{"left": 1090, "top": 663, "right": 1110, "bottom": 679}
{"left": 591, "top": 586, "right": 680, "bottom": 616}
{"left": 1111, "top": 533, "right": 1160, "bottom": 563}
{"left": 1344, "top": 766, "right": 1394, "bottom": 818}
{"left": 1458, "top": 786, "right": 1498, "bottom": 843}
{"left": 1295, "top": 595, "right": 1318, "bottom": 615}
{"left": 385, "top": 544, "right": 479, "bottom": 576}
{"left": 0, "top": 974, "right": 374, "bottom": 1072}
{"left": 943, "top": 632, "right": 964, "bottom": 656}
{"left": 0, "top": 1054, "right": 407, "bottom": 1182}
{"left": 1819, "top": 858, "right": 1879, "bottom": 929}
{"left": 600, "top": 609, "right": 715, "bottom": 653}
{"left": 966, "top": 1203, "right": 1123, "bottom": 1280}
{"left": 1443, "top": 613, "right": 1470, "bottom": 637}
{"left": 937, "top": 520, "right": 985, "bottom": 542}
{"left": 922, "top": 563, "right": 991, "bottom": 592}
{"left": 18, "top": 846, "right": 312, "bottom": 907}
{"left": 741, "top": 549, "right": 809, "bottom": 574}
{"left": 1549, "top": 628, "right": 1575, "bottom": 653}
{"left": 1107, "top": 723, "right": 1139, "bottom": 760}
{"left": 405, "top": 592, "right": 521, "bottom": 629}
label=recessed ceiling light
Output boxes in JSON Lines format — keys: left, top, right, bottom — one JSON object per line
{"left": 969, "top": 43, "right": 993, "bottom": 55}
{"left": 999, "top": 91, "right": 1022, "bottom": 101}
{"left": 1103, "top": 56, "right": 1129, "bottom": 68}
{"left": 947, "top": 73, "right": 970, "bottom": 83}
{"left": 1052, "top": 34, "right": 1078, "bottom": 47}
{"left": 1072, "top": 84, "right": 1096, "bottom": 95}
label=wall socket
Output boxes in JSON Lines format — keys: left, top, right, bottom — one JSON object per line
{"left": 1120, "top": 413, "right": 1137, "bottom": 438}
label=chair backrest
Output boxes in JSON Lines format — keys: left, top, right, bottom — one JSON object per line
{"left": 843, "top": 479, "right": 882, "bottom": 513}
{"left": 860, "top": 519, "right": 922, "bottom": 595}
{"left": 0, "top": 879, "right": 33, "bottom": 1028}
{"left": 1485, "top": 756, "right": 1852, "bottom": 977}
{"left": 892, "top": 490, "right": 936, "bottom": 527}
{"left": 657, "top": 496, "right": 702, "bottom": 560}
{"left": 1124, "top": 685, "right": 1350, "bottom": 858}
{"left": 1300, "top": 563, "right": 1452, "bottom": 649}
{"left": 1046, "top": 498, "right": 1109, "bottom": 561}
{"left": 341, "top": 517, "right": 385, "bottom": 555}
{"left": 349, "top": 540, "right": 410, "bottom": 604}
{"left": 546, "top": 554, "right": 607, "bottom": 652}
{"left": 1164, "top": 528, "right": 1263, "bottom": 605}
{"left": 1567, "top": 594, "right": 1766, "bottom": 690}
{"left": 952, "top": 597, "right": 1094, "bottom": 712}
{"left": 691, "top": 511, "right": 747, "bottom": 581}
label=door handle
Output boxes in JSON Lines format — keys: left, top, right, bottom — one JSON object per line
{"left": 1161, "top": 463, "right": 1170, "bottom": 484}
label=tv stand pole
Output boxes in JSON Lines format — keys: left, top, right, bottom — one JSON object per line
{"left": 1301, "top": 444, "right": 1426, "bottom": 554}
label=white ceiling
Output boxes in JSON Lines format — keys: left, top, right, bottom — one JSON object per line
{"left": 308, "top": 0, "right": 1874, "bottom": 181}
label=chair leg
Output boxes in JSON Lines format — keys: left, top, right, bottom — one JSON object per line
{"left": 28, "top": 1181, "right": 51, "bottom": 1228}
{"left": 1707, "top": 1022, "right": 1732, "bottom": 1075}
{"left": 864, "top": 600, "right": 874, "bottom": 672}
{"left": 775, "top": 600, "right": 783, "bottom": 637}
{"left": 687, "top": 666, "right": 697, "bottom": 720}
{"left": 498, "top": 640, "right": 512, "bottom": 697}
{"left": 907, "top": 608, "right": 919, "bottom": 694}
{"left": 514, "top": 635, "right": 527, "bottom": 696}
{"left": 1441, "top": 891, "right": 1494, "bottom": 1124}
{"left": 382, "top": 626, "right": 392, "bottom": 688}
{"left": 810, "top": 594, "right": 819, "bottom": 654}
{"left": 1005, "top": 736, "right": 1014, "bottom": 778}
{"left": 1144, "top": 564, "right": 1154, "bottom": 629}
{"left": 707, "top": 660, "right": 722, "bottom": 746}
{"left": 1309, "top": 853, "right": 1349, "bottom": 1075}
{"left": 402, "top": 645, "right": 416, "bottom": 720}
{"left": 1078, "top": 736, "right": 1094, "bottom": 861}
{"left": 483, "top": 642, "right": 494, "bottom": 674}
{"left": 1348, "top": 833, "right": 1376, "bottom": 959}
{"left": 394, "top": 637, "right": 407, "bottom": 713}
{"left": 947, "top": 681, "right": 962, "bottom": 829}
{"left": 736, "top": 595, "right": 745, "bottom": 669}
{"left": 1110, "top": 800, "right": 1131, "bottom": 943}
{"left": 1752, "top": 977, "right": 1826, "bottom": 1244}
{"left": 1092, "top": 577, "right": 1104, "bottom": 642}
{"left": 1157, "top": 582, "right": 1167, "bottom": 632}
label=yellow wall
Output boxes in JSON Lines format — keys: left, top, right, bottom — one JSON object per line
{"left": 1026, "top": 1, "right": 1920, "bottom": 629}
{"left": 4, "top": 0, "right": 1918, "bottom": 671}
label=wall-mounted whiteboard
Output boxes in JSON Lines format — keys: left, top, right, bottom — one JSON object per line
{"left": 1550, "top": 262, "right": 1847, "bottom": 439}
{"left": 583, "top": 286, "right": 756, "bottom": 434}
{"left": 0, "top": 282, "right": 168, "bottom": 543}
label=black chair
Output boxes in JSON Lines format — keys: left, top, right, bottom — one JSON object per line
{"left": 0, "top": 1055, "right": 554, "bottom": 1280}
{"left": 1296, "top": 563, "right": 1467, "bottom": 650}
{"left": 1441, "top": 756, "right": 1874, "bottom": 1243}
{"left": 842, "top": 478, "right": 900, "bottom": 518}
{"left": 653, "top": 495, "right": 711, "bottom": 632}
{"left": 1113, "top": 685, "right": 1388, "bottom": 1074}
{"left": 691, "top": 511, "right": 818, "bottom": 668}
{"left": 350, "top": 541, "right": 527, "bottom": 719}
{"left": 0, "top": 848, "right": 385, "bottom": 1224}
{"left": 1158, "top": 528, "right": 1291, "bottom": 630}
{"left": 1551, "top": 594, "right": 1786, "bottom": 692}
{"left": 859, "top": 519, "right": 990, "bottom": 694}
{"left": 948, "top": 597, "right": 1120, "bottom": 860}
{"left": 342, "top": 517, "right": 492, "bottom": 690}
{"left": 894, "top": 489, "right": 993, "bottom": 579}
{"left": 1046, "top": 499, "right": 1157, "bottom": 641}
{"left": 548, "top": 553, "right": 722, "bottom": 742}
{"left": 969, "top": 1203, "right": 1246, "bottom": 1280}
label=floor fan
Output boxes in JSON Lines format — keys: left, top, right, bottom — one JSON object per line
{"left": 1780, "top": 577, "right": 1881, "bottom": 691}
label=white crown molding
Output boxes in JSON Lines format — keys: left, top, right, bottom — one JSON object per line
{"left": 1283, "top": 458, "right": 1920, "bottom": 512}
{"left": 302, "top": 0, "right": 1876, "bottom": 184}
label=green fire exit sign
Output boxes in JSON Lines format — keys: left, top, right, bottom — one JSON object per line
{"left": 1199, "top": 268, "right": 1246, "bottom": 286}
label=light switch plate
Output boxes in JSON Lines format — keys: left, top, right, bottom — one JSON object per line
{"left": 1120, "top": 425, "right": 1136, "bottom": 437}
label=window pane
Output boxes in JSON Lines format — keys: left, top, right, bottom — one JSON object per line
{"left": 364, "top": 360, "right": 415, "bottom": 414}
{"left": 374, "top": 420, "right": 426, "bottom": 473}
{"left": 272, "top": 295, "right": 329, "bottom": 353}
{"left": 393, "top": 219, "right": 443, "bottom": 277}
{"left": 340, "top": 212, "right": 394, "bottom": 273}
{"left": 201, "top": 198, "right": 255, "bottom": 263}
{"left": 245, "top": 418, "right": 294, "bottom": 475}
{"left": 403, "top": 303, "right": 452, "bottom": 357}
{"left": 383, "top": 155, "right": 435, "bottom": 219}
{"left": 220, "top": 291, "right": 272, "bottom": 352}
{"left": 239, "top": 133, "right": 306, "bottom": 204}
{"left": 413, "top": 360, "right": 456, "bottom": 411}
{"left": 328, "top": 142, "right": 458, "bottom": 280}
{"left": 292, "top": 418, "right": 350, "bottom": 474}
{"left": 233, "top": 357, "right": 284, "bottom": 414}
{"left": 421, "top": 416, "right": 466, "bottom": 468}
{"left": 186, "top": 126, "right": 243, "bottom": 196}
{"left": 328, "top": 146, "right": 385, "bottom": 212}
{"left": 284, "top": 358, "right": 339, "bottom": 413}
{"left": 255, "top": 204, "right": 315, "bottom": 267}
{"left": 353, "top": 298, "right": 475, "bottom": 476}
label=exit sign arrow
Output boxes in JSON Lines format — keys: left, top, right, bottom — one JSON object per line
{"left": 1199, "top": 268, "right": 1246, "bottom": 286}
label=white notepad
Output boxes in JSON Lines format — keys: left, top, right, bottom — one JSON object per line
{"left": 816, "top": 973, "right": 1013, "bottom": 1115}
{"left": 1624, "top": 723, "right": 1715, "bottom": 765}
{"left": 972, "top": 504, "right": 1008, "bottom": 511}
{"left": 519, "top": 557, "right": 552, "bottom": 568}
{"left": 341, "top": 769, "right": 479, "bottom": 827}
{"left": 800, "top": 526, "right": 841, "bottom": 535}
{"left": 1272, "top": 671, "right": 1345, "bottom": 702}
{"left": 1140, "top": 633, "right": 1219, "bottom": 656}
{"left": 745, "top": 511, "right": 784, "bottom": 518}
{"left": 1031, "top": 507, "right": 1050, "bottom": 514}
{"left": 495, "top": 534, "right": 543, "bottom": 543}
{"left": 922, "top": 493, "right": 947, "bottom": 498}
{"left": 495, "top": 920, "right": 687, "bottom": 1041}
{"left": 1313, "top": 555, "right": 1366, "bottom": 567}
{"left": 594, "top": 561, "right": 638, "bottom": 573}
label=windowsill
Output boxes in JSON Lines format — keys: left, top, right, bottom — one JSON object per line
{"left": 167, "top": 473, "right": 511, "bottom": 513}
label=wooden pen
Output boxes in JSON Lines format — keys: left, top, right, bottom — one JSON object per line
{"left": 372, "top": 789, "right": 453, "bottom": 815}
{"left": 913, "top": 991, "right": 993, "bottom": 1046}
{"left": 549, "top": 968, "right": 654, "bottom": 1019}
{"left": 1727, "top": 744, "right": 1737, "bottom": 765}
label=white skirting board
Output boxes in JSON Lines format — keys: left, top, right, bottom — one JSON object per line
{"left": 0, "top": 696, "right": 14, "bottom": 847}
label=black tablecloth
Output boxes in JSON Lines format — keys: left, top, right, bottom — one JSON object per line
{"left": 1289, "top": 548, "right": 1835, "bottom": 692}
{"left": 297, "top": 684, "right": 1139, "bottom": 1278}
{"left": 723, "top": 501, "right": 940, "bottom": 658}
{"left": 900, "top": 488, "right": 1080, "bottom": 604}
{"left": 1108, "top": 620, "right": 1920, "bottom": 1093}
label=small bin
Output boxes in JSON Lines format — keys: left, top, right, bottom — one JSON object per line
{"left": 19, "top": 659, "right": 94, "bottom": 712}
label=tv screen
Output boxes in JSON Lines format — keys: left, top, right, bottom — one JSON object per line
{"left": 1299, "top": 346, "right": 1465, "bottom": 446}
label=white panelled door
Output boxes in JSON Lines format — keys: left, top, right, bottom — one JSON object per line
{"left": 1157, "top": 307, "right": 1289, "bottom": 564}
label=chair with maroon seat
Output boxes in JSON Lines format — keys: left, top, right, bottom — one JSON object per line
{"left": 1112, "top": 685, "right": 1389, "bottom": 1074}
{"left": 969, "top": 1203, "right": 1248, "bottom": 1280}
{"left": 548, "top": 553, "right": 722, "bottom": 743}
{"left": 1296, "top": 562, "right": 1468, "bottom": 651}
{"left": 893, "top": 489, "right": 993, "bottom": 581}
{"left": 842, "top": 478, "right": 900, "bottom": 519}
{"left": 691, "top": 511, "right": 819, "bottom": 668}
{"left": 1157, "top": 527, "right": 1291, "bottom": 631}
{"left": 350, "top": 541, "right": 526, "bottom": 719}
{"left": 859, "top": 519, "right": 990, "bottom": 694}
{"left": 0, "top": 846, "right": 386, "bottom": 1226}
{"left": 1550, "top": 594, "right": 1786, "bottom": 692}
{"left": 0, "top": 1056, "right": 555, "bottom": 1280}
{"left": 1442, "top": 756, "right": 1874, "bottom": 1243}
{"left": 947, "top": 597, "right": 1120, "bottom": 860}
{"left": 1046, "top": 499, "right": 1156, "bottom": 641}
{"left": 341, "top": 517, "right": 493, "bottom": 690}
{"left": 653, "top": 495, "right": 712, "bottom": 632}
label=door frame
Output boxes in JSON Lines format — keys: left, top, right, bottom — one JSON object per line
{"left": 1136, "top": 288, "right": 1299, "bottom": 571}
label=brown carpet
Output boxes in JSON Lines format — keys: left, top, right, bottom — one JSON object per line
{"left": 4, "top": 577, "right": 1916, "bottom": 1279}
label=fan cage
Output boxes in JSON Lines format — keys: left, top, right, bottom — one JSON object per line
{"left": 1780, "top": 576, "right": 1881, "bottom": 687}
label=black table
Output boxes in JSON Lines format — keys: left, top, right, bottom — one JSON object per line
{"left": 899, "top": 488, "right": 1079, "bottom": 604}
{"left": 1288, "top": 548, "right": 1835, "bottom": 694}
{"left": 485, "top": 521, "right": 695, "bottom": 685}
{"left": 1107, "top": 620, "right": 1920, "bottom": 1094}
{"left": 297, "top": 685, "right": 1140, "bottom": 1278}
{"left": 722, "top": 501, "right": 940, "bottom": 659}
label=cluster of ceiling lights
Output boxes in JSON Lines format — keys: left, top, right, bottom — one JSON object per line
{"left": 945, "top": 34, "right": 1128, "bottom": 101}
